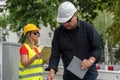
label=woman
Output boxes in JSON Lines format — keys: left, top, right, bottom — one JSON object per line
{"left": 19, "top": 23, "right": 43, "bottom": 80}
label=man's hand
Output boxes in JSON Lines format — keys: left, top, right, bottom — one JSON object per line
{"left": 81, "top": 59, "right": 92, "bottom": 70}
{"left": 81, "top": 56, "right": 96, "bottom": 70}
{"left": 47, "top": 69, "right": 55, "bottom": 80}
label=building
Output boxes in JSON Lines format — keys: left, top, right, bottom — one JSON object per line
{"left": 5, "top": 26, "right": 54, "bottom": 47}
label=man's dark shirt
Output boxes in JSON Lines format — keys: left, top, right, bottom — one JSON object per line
{"left": 48, "top": 20, "right": 103, "bottom": 80}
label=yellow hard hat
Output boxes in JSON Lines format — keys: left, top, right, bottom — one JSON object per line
{"left": 23, "top": 23, "right": 40, "bottom": 35}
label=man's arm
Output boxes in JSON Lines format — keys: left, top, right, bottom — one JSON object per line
{"left": 47, "top": 28, "right": 61, "bottom": 73}
{"left": 86, "top": 22, "right": 103, "bottom": 63}
{"left": 47, "top": 69, "right": 55, "bottom": 80}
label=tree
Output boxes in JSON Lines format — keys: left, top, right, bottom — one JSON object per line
{"left": 0, "top": 0, "right": 118, "bottom": 44}
{"left": 93, "top": 11, "right": 114, "bottom": 63}
{"left": 106, "top": 1, "right": 120, "bottom": 45}
{"left": 0, "top": 6, "right": 10, "bottom": 41}
{"left": 6, "top": 0, "right": 60, "bottom": 31}
{"left": 3, "top": 0, "right": 60, "bottom": 43}
{"left": 8, "top": 0, "right": 107, "bottom": 42}
{"left": 93, "top": 11, "right": 113, "bottom": 40}
{"left": 114, "top": 49, "right": 120, "bottom": 63}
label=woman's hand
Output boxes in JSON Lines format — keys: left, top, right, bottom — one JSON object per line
{"left": 35, "top": 53, "right": 42, "bottom": 59}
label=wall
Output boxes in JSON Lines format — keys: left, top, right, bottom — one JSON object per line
{"left": 3, "top": 42, "right": 20, "bottom": 80}
{"left": 0, "top": 29, "right": 3, "bottom": 80}
{"left": 98, "top": 70, "right": 120, "bottom": 80}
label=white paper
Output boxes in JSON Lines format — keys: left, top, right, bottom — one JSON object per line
{"left": 67, "top": 56, "right": 89, "bottom": 79}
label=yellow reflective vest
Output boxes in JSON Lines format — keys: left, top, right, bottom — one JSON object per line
{"left": 19, "top": 43, "right": 43, "bottom": 80}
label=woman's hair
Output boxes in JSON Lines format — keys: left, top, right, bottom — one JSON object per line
{"left": 25, "top": 31, "right": 38, "bottom": 48}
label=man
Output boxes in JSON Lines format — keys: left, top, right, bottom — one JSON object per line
{"left": 47, "top": 1, "right": 103, "bottom": 80}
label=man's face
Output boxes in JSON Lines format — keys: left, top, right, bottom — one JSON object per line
{"left": 61, "top": 14, "right": 78, "bottom": 30}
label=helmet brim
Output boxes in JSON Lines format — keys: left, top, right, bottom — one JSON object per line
{"left": 57, "top": 10, "right": 77, "bottom": 23}
{"left": 57, "top": 15, "right": 72, "bottom": 23}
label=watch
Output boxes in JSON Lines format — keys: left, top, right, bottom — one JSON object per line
{"left": 89, "top": 59, "right": 94, "bottom": 65}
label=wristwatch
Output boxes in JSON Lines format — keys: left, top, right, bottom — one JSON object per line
{"left": 89, "top": 59, "right": 94, "bottom": 65}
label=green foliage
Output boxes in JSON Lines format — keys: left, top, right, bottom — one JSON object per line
{"left": 5, "top": 0, "right": 108, "bottom": 31}
{"left": 114, "top": 49, "right": 120, "bottom": 62}
{"left": 93, "top": 11, "right": 113, "bottom": 44}
{"left": 18, "top": 33, "right": 26, "bottom": 44}
{"left": 6, "top": 0, "right": 59, "bottom": 32}
{"left": 0, "top": 0, "right": 119, "bottom": 44}
{"left": 74, "top": 0, "right": 107, "bottom": 23}
{"left": 106, "top": 1, "right": 120, "bottom": 45}
{"left": 5, "top": 0, "right": 60, "bottom": 43}
{"left": 0, "top": 8, "right": 10, "bottom": 41}
{"left": 0, "top": 16, "right": 8, "bottom": 29}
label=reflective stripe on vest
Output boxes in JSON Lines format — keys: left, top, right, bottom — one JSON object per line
{"left": 19, "top": 72, "right": 42, "bottom": 79}
{"left": 19, "top": 64, "right": 42, "bottom": 71}
{"left": 19, "top": 43, "right": 43, "bottom": 80}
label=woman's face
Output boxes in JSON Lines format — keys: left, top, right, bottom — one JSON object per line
{"left": 61, "top": 14, "right": 78, "bottom": 30}
{"left": 30, "top": 30, "right": 40, "bottom": 41}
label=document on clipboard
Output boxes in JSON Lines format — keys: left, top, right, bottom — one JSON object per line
{"left": 40, "top": 46, "right": 51, "bottom": 63}
{"left": 67, "top": 56, "right": 89, "bottom": 79}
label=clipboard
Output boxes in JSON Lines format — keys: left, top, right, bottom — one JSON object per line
{"left": 67, "top": 56, "right": 89, "bottom": 79}
{"left": 40, "top": 46, "right": 51, "bottom": 63}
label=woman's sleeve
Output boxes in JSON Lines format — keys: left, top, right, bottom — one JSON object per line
{"left": 20, "top": 45, "right": 28, "bottom": 55}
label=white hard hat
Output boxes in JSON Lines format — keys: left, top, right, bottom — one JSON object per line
{"left": 57, "top": 1, "right": 77, "bottom": 23}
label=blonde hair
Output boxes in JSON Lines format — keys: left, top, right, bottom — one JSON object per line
{"left": 25, "top": 31, "right": 38, "bottom": 48}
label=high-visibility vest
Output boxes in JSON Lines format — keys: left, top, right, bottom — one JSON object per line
{"left": 19, "top": 43, "right": 43, "bottom": 80}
